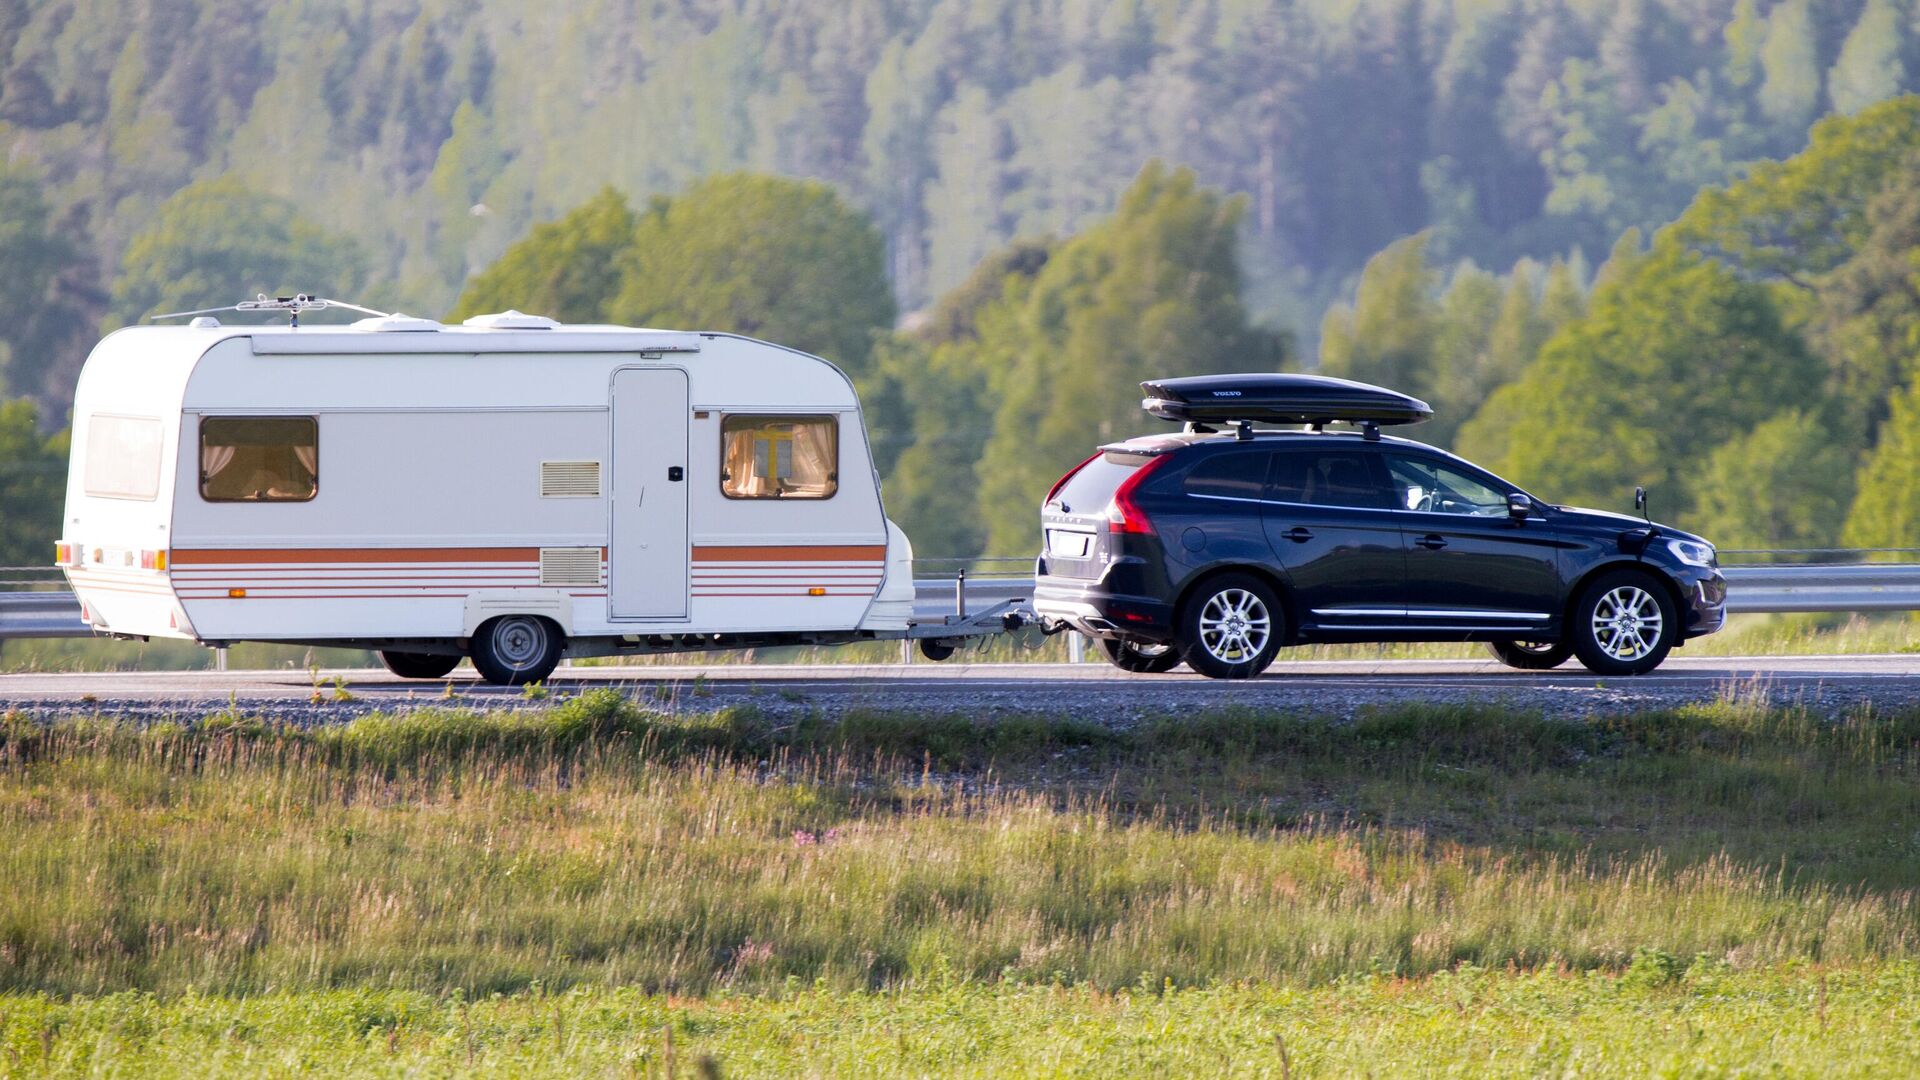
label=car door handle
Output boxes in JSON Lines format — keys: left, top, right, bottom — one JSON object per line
{"left": 1415, "top": 534, "right": 1448, "bottom": 550}
{"left": 1281, "top": 527, "right": 1313, "bottom": 543}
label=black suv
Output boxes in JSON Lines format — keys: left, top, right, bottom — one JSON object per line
{"left": 1034, "top": 374, "right": 1726, "bottom": 679}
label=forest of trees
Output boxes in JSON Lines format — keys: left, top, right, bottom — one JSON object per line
{"left": 5, "top": 1, "right": 1920, "bottom": 565}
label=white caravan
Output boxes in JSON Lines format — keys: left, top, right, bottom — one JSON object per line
{"left": 59, "top": 301, "right": 1014, "bottom": 683}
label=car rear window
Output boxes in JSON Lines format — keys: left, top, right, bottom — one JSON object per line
{"left": 1055, "top": 452, "right": 1150, "bottom": 512}
{"left": 1183, "top": 451, "right": 1271, "bottom": 499}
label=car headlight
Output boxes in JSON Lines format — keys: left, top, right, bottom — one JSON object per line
{"left": 1666, "top": 538, "right": 1716, "bottom": 567}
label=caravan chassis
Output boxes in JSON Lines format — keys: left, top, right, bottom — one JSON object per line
{"left": 184, "top": 600, "right": 1033, "bottom": 659}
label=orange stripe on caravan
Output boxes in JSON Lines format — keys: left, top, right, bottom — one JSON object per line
{"left": 692, "top": 545, "right": 886, "bottom": 562}
{"left": 170, "top": 547, "right": 546, "bottom": 565}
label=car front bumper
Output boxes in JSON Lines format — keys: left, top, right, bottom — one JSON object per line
{"left": 1675, "top": 565, "right": 1727, "bottom": 639}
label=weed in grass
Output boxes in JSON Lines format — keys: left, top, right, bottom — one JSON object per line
{"left": 522, "top": 681, "right": 550, "bottom": 701}
{"left": 330, "top": 675, "right": 354, "bottom": 703}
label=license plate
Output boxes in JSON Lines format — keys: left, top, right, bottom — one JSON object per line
{"left": 1047, "top": 530, "right": 1092, "bottom": 559}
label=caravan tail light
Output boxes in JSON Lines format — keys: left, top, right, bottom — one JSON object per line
{"left": 139, "top": 549, "right": 168, "bottom": 571}
{"left": 1045, "top": 452, "right": 1102, "bottom": 506}
{"left": 1107, "top": 455, "right": 1170, "bottom": 535}
{"left": 54, "top": 543, "right": 74, "bottom": 567}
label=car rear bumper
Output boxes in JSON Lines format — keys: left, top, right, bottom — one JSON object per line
{"left": 1034, "top": 576, "right": 1175, "bottom": 642}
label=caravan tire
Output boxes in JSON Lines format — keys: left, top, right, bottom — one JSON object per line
{"left": 379, "top": 650, "right": 461, "bottom": 680}
{"left": 470, "top": 615, "right": 564, "bottom": 686}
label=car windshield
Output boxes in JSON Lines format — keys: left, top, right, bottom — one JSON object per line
{"left": 1385, "top": 454, "right": 1509, "bottom": 516}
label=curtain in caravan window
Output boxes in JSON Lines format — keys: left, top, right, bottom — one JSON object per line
{"left": 200, "top": 416, "right": 318, "bottom": 502}
{"left": 720, "top": 415, "right": 838, "bottom": 499}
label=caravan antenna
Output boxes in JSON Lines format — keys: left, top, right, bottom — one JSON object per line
{"left": 151, "top": 294, "right": 391, "bottom": 328}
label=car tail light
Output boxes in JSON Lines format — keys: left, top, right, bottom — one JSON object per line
{"left": 1107, "top": 455, "right": 1169, "bottom": 534}
{"left": 1045, "top": 452, "right": 1102, "bottom": 505}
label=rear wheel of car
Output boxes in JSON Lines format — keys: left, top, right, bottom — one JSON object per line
{"left": 469, "top": 615, "right": 564, "bottom": 685}
{"left": 378, "top": 650, "right": 461, "bottom": 680}
{"left": 1486, "top": 639, "right": 1573, "bottom": 671}
{"left": 1568, "top": 571, "right": 1677, "bottom": 676}
{"left": 1177, "top": 573, "right": 1283, "bottom": 679}
{"left": 1099, "top": 637, "right": 1183, "bottom": 673}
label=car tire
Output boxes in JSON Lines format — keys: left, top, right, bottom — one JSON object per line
{"left": 1568, "top": 571, "right": 1678, "bottom": 676}
{"left": 1099, "top": 637, "right": 1183, "bottom": 673}
{"left": 1486, "top": 639, "right": 1573, "bottom": 671}
{"left": 1177, "top": 573, "right": 1284, "bottom": 680}
{"left": 469, "top": 615, "right": 564, "bottom": 686}
{"left": 378, "top": 650, "right": 461, "bottom": 679}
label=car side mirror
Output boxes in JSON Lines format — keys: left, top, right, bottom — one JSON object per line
{"left": 1507, "top": 492, "right": 1533, "bottom": 520}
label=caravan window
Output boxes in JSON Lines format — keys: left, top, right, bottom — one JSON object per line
{"left": 84, "top": 415, "right": 163, "bottom": 500}
{"left": 200, "top": 416, "right": 318, "bottom": 502}
{"left": 720, "top": 415, "right": 838, "bottom": 499}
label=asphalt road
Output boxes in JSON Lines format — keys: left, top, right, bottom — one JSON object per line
{"left": 5, "top": 654, "right": 1920, "bottom": 723}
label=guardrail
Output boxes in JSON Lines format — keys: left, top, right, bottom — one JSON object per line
{"left": 9, "top": 562, "right": 1920, "bottom": 642}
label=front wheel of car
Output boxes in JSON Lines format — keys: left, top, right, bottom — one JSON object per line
{"left": 1568, "top": 571, "right": 1677, "bottom": 676}
{"left": 1099, "top": 638, "right": 1183, "bottom": 673}
{"left": 1177, "top": 573, "right": 1283, "bottom": 680}
{"left": 1486, "top": 639, "right": 1573, "bottom": 671}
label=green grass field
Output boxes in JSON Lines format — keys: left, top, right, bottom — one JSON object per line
{"left": 2, "top": 691, "right": 1917, "bottom": 1074}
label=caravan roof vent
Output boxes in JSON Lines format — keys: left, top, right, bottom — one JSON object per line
{"left": 352, "top": 313, "right": 444, "bottom": 333}
{"left": 1141, "top": 373, "right": 1432, "bottom": 427}
{"left": 462, "top": 310, "right": 559, "bottom": 331}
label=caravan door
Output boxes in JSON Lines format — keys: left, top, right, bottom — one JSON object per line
{"left": 610, "top": 367, "right": 690, "bottom": 619}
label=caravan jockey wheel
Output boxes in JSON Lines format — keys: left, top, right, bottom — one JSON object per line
{"left": 471, "top": 615, "right": 563, "bottom": 685}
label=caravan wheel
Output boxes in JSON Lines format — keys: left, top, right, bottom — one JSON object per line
{"left": 470, "top": 615, "right": 563, "bottom": 686}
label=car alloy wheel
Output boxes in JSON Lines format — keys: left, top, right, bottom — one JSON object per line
{"left": 1569, "top": 571, "right": 1677, "bottom": 676}
{"left": 1590, "top": 586, "right": 1663, "bottom": 662}
{"left": 1178, "top": 573, "right": 1284, "bottom": 679}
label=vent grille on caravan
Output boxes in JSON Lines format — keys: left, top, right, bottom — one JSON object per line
{"left": 540, "top": 461, "right": 602, "bottom": 497}
{"left": 540, "top": 547, "right": 602, "bottom": 587}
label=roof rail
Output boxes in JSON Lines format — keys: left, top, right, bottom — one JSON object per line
{"left": 151, "top": 294, "right": 390, "bottom": 329}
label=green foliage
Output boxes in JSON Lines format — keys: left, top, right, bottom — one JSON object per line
{"left": 1321, "top": 233, "right": 1438, "bottom": 400}
{"left": 1456, "top": 239, "right": 1819, "bottom": 519}
{"left": 973, "top": 163, "right": 1285, "bottom": 555}
{"left": 0, "top": 398, "right": 67, "bottom": 567}
{"left": 447, "top": 187, "right": 635, "bottom": 323}
{"left": 606, "top": 173, "right": 894, "bottom": 373}
{"left": 1828, "top": 0, "right": 1908, "bottom": 116}
{"left": 0, "top": 164, "right": 83, "bottom": 400}
{"left": 1675, "top": 96, "right": 1920, "bottom": 284}
{"left": 7, "top": 0, "right": 1917, "bottom": 407}
{"left": 110, "top": 177, "right": 366, "bottom": 327}
{"left": 1692, "top": 410, "right": 1856, "bottom": 550}
{"left": 1844, "top": 379, "right": 1920, "bottom": 551}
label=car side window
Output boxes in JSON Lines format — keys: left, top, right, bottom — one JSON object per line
{"left": 1182, "top": 451, "right": 1272, "bottom": 499}
{"left": 1271, "top": 450, "right": 1391, "bottom": 510}
{"left": 1385, "top": 454, "right": 1508, "bottom": 516}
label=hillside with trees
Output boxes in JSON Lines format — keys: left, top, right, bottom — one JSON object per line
{"left": 4, "top": 1, "right": 1920, "bottom": 562}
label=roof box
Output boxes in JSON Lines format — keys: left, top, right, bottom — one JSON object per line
{"left": 1140, "top": 373, "right": 1432, "bottom": 426}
